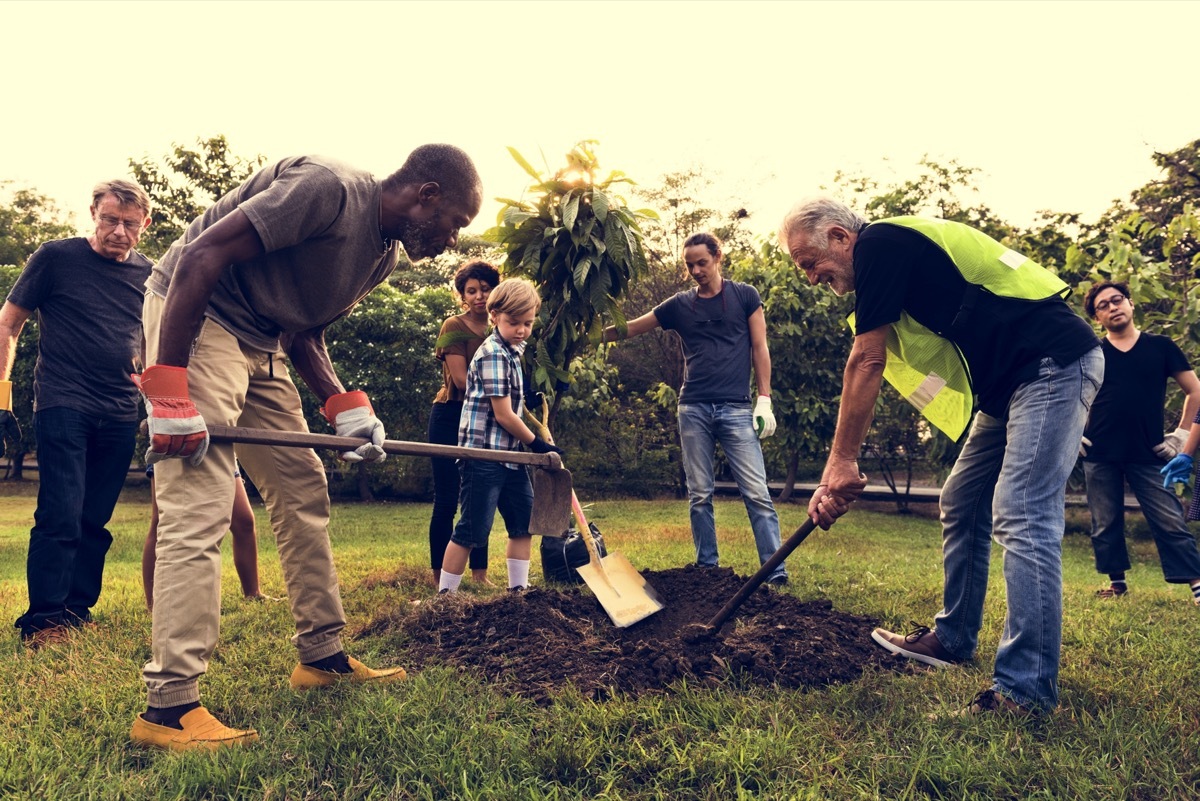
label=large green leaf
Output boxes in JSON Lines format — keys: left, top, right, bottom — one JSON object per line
{"left": 507, "top": 147, "right": 542, "bottom": 182}
{"left": 572, "top": 254, "right": 593, "bottom": 292}
{"left": 591, "top": 188, "right": 610, "bottom": 223}
{"left": 563, "top": 193, "right": 581, "bottom": 233}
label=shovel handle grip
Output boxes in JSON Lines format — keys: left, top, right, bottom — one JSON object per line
{"left": 702, "top": 517, "right": 817, "bottom": 633}
{"left": 207, "top": 425, "right": 563, "bottom": 470}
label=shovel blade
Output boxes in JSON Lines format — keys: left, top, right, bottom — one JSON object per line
{"left": 529, "top": 467, "right": 574, "bottom": 537}
{"left": 576, "top": 552, "right": 665, "bottom": 628}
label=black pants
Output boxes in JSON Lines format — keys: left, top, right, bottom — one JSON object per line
{"left": 16, "top": 407, "right": 138, "bottom": 636}
{"left": 427, "top": 402, "right": 487, "bottom": 572}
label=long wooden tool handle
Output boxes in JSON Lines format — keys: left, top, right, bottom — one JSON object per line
{"left": 207, "top": 425, "right": 563, "bottom": 470}
{"left": 702, "top": 518, "right": 818, "bottom": 633}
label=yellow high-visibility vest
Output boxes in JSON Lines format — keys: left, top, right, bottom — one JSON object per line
{"left": 850, "top": 217, "right": 1069, "bottom": 441}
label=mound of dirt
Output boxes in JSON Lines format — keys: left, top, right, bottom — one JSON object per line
{"left": 360, "top": 566, "right": 904, "bottom": 704}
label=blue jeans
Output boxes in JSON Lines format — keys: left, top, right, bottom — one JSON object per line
{"left": 451, "top": 460, "right": 533, "bottom": 550}
{"left": 1083, "top": 461, "right": 1200, "bottom": 582}
{"left": 427, "top": 402, "right": 486, "bottom": 571}
{"left": 934, "top": 349, "right": 1103, "bottom": 711}
{"left": 15, "top": 407, "right": 138, "bottom": 636}
{"left": 678, "top": 402, "right": 785, "bottom": 580}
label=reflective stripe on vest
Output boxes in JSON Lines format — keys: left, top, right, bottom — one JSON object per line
{"left": 851, "top": 217, "right": 1069, "bottom": 441}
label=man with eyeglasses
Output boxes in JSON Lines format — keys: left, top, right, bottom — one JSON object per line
{"left": 601, "top": 231, "right": 786, "bottom": 585}
{"left": 780, "top": 197, "right": 1102, "bottom": 718}
{"left": 1080, "top": 280, "right": 1200, "bottom": 605}
{"left": 1, "top": 180, "right": 153, "bottom": 649}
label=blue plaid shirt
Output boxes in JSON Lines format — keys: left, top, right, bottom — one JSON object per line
{"left": 458, "top": 330, "right": 526, "bottom": 469}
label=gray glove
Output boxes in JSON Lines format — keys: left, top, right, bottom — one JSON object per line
{"left": 1152, "top": 427, "right": 1190, "bottom": 461}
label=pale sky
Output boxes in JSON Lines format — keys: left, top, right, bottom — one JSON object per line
{"left": 3, "top": 1, "right": 1197, "bottom": 239}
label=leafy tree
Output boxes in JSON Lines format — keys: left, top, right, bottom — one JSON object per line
{"left": 0, "top": 265, "right": 38, "bottom": 478}
{"left": 297, "top": 284, "right": 458, "bottom": 500}
{"left": 726, "top": 242, "right": 852, "bottom": 500}
{"left": 128, "top": 135, "right": 267, "bottom": 259}
{"left": 0, "top": 186, "right": 76, "bottom": 478}
{"left": 0, "top": 182, "right": 76, "bottom": 267}
{"left": 483, "top": 141, "right": 655, "bottom": 422}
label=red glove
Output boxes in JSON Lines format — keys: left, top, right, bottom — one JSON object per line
{"left": 132, "top": 365, "right": 209, "bottom": 466}
{"left": 322, "top": 390, "right": 387, "bottom": 463}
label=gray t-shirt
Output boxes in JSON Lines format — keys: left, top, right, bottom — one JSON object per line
{"left": 652, "top": 280, "right": 763, "bottom": 404}
{"left": 148, "top": 156, "right": 400, "bottom": 352}
{"left": 8, "top": 238, "right": 152, "bottom": 420}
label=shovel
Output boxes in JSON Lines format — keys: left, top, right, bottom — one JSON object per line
{"left": 570, "top": 489, "right": 665, "bottom": 628}
{"left": 206, "top": 425, "right": 574, "bottom": 538}
{"left": 519, "top": 401, "right": 664, "bottom": 627}
{"left": 687, "top": 517, "right": 819, "bottom": 639}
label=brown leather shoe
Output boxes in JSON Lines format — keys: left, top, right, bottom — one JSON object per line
{"left": 22, "top": 625, "right": 71, "bottom": 650}
{"left": 951, "top": 689, "right": 1033, "bottom": 718}
{"left": 130, "top": 707, "right": 259, "bottom": 751}
{"left": 289, "top": 656, "right": 407, "bottom": 690}
{"left": 871, "top": 624, "right": 962, "bottom": 668}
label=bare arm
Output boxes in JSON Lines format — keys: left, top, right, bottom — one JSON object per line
{"left": 747, "top": 307, "right": 771, "bottom": 397}
{"left": 490, "top": 396, "right": 539, "bottom": 445}
{"left": 285, "top": 327, "right": 345, "bottom": 404}
{"left": 0, "top": 301, "right": 32, "bottom": 382}
{"left": 444, "top": 354, "right": 469, "bottom": 393}
{"left": 156, "top": 209, "right": 265, "bottom": 367}
{"left": 809, "top": 325, "right": 889, "bottom": 526}
{"left": 602, "top": 310, "right": 660, "bottom": 343}
{"left": 1172, "top": 369, "right": 1200, "bottom": 430}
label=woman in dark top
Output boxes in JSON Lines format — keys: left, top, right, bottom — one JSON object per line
{"left": 427, "top": 260, "right": 500, "bottom": 586}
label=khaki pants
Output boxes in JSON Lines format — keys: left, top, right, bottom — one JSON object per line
{"left": 142, "top": 292, "right": 346, "bottom": 707}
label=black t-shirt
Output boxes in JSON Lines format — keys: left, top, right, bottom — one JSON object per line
{"left": 1082, "top": 333, "right": 1190, "bottom": 463}
{"left": 853, "top": 223, "right": 1098, "bottom": 417}
{"left": 653, "top": 280, "right": 762, "bottom": 404}
{"left": 7, "top": 238, "right": 152, "bottom": 421}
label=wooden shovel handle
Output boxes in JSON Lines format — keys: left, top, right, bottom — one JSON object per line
{"left": 207, "top": 425, "right": 563, "bottom": 470}
{"left": 702, "top": 517, "right": 817, "bottom": 633}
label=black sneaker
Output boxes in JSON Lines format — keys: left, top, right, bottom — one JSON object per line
{"left": 507, "top": 586, "right": 526, "bottom": 594}
{"left": 766, "top": 575, "right": 789, "bottom": 587}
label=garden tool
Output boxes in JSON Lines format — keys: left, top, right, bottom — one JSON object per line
{"left": 686, "top": 517, "right": 819, "bottom": 640}
{"left": 206, "top": 425, "right": 574, "bottom": 537}
{"left": 521, "top": 401, "right": 664, "bottom": 627}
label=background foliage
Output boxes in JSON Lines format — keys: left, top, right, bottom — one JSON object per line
{"left": 1, "top": 136, "right": 1199, "bottom": 499}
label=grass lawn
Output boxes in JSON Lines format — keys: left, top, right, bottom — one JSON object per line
{"left": 1, "top": 484, "right": 1198, "bottom": 799}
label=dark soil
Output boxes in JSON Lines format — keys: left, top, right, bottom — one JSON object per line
{"left": 359, "top": 566, "right": 905, "bottom": 704}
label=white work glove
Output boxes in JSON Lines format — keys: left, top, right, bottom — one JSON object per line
{"left": 1079, "top": 436, "right": 1091, "bottom": 458}
{"left": 1152, "top": 427, "right": 1190, "bottom": 461}
{"left": 322, "top": 390, "right": 387, "bottom": 463}
{"left": 131, "top": 366, "right": 210, "bottom": 466}
{"left": 753, "top": 395, "right": 776, "bottom": 439}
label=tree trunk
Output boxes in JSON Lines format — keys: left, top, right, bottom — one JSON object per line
{"left": 778, "top": 450, "right": 799, "bottom": 502}
{"left": 356, "top": 462, "right": 374, "bottom": 502}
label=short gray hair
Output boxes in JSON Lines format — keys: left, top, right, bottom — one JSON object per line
{"left": 92, "top": 179, "right": 151, "bottom": 215}
{"left": 778, "top": 197, "right": 867, "bottom": 250}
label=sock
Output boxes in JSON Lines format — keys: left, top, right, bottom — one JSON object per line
{"left": 1190, "top": 580, "right": 1200, "bottom": 604}
{"left": 1108, "top": 573, "right": 1127, "bottom": 593}
{"left": 144, "top": 701, "right": 201, "bottom": 729}
{"left": 304, "top": 651, "right": 352, "bottom": 674}
{"left": 507, "top": 558, "right": 530, "bottom": 590}
{"left": 439, "top": 570, "right": 464, "bottom": 594}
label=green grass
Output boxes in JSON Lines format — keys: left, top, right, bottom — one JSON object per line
{"left": 2, "top": 486, "right": 1198, "bottom": 799}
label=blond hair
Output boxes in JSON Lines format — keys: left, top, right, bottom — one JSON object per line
{"left": 487, "top": 277, "right": 541, "bottom": 318}
{"left": 92, "top": 179, "right": 151, "bottom": 215}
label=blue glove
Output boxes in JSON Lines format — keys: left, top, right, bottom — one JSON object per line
{"left": 1160, "top": 453, "right": 1193, "bottom": 488}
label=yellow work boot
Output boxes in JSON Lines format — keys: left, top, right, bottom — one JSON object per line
{"left": 289, "top": 656, "right": 407, "bottom": 690}
{"left": 130, "top": 707, "right": 258, "bottom": 751}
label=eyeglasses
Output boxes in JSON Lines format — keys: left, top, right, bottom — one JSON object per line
{"left": 97, "top": 215, "right": 144, "bottom": 232}
{"left": 1094, "top": 295, "right": 1128, "bottom": 313}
